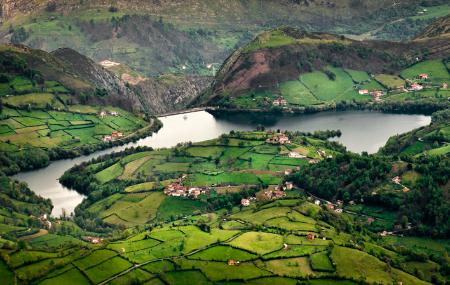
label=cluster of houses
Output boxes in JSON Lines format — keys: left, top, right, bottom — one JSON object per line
{"left": 272, "top": 96, "right": 288, "bottom": 107}
{"left": 102, "top": 131, "right": 124, "bottom": 142}
{"left": 265, "top": 133, "right": 291, "bottom": 144}
{"left": 358, "top": 73, "right": 448, "bottom": 102}
{"left": 99, "top": 110, "right": 120, "bottom": 118}
{"left": 163, "top": 175, "right": 208, "bottom": 198}
{"left": 262, "top": 181, "right": 294, "bottom": 200}
{"left": 240, "top": 197, "right": 257, "bottom": 207}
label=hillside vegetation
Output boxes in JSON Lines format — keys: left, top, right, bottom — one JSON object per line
{"left": 200, "top": 26, "right": 450, "bottom": 113}
{"left": 2, "top": 0, "right": 449, "bottom": 75}
{"left": 0, "top": 44, "right": 160, "bottom": 175}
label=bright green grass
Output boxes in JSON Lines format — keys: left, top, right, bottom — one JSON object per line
{"left": 84, "top": 256, "right": 133, "bottom": 284}
{"left": 9, "top": 250, "right": 59, "bottom": 268}
{"left": 142, "top": 260, "right": 175, "bottom": 273}
{"left": 95, "top": 162, "right": 124, "bottom": 184}
{"left": 40, "top": 267, "right": 90, "bottom": 285}
{"left": 108, "top": 238, "right": 160, "bottom": 253}
{"left": 157, "top": 196, "right": 207, "bottom": 220}
{"left": 163, "top": 270, "right": 211, "bottom": 285}
{"left": 231, "top": 207, "right": 291, "bottom": 224}
{"left": 265, "top": 217, "right": 317, "bottom": 232}
{"left": 345, "top": 69, "right": 370, "bottom": 83}
{"left": 176, "top": 259, "right": 272, "bottom": 281}
{"left": 228, "top": 232, "right": 284, "bottom": 255}
{"left": 400, "top": 60, "right": 449, "bottom": 83}
{"left": 263, "top": 245, "right": 326, "bottom": 259}
{"left": 300, "top": 67, "right": 359, "bottom": 102}
{"left": 109, "top": 268, "right": 154, "bottom": 285}
{"left": 0, "top": 260, "right": 14, "bottom": 285}
{"left": 411, "top": 4, "right": 450, "bottom": 20}
{"left": 180, "top": 226, "right": 239, "bottom": 253}
{"left": 310, "top": 251, "right": 335, "bottom": 272}
{"left": 244, "top": 29, "right": 296, "bottom": 52}
{"left": 280, "top": 80, "right": 320, "bottom": 105}
{"left": 73, "top": 249, "right": 117, "bottom": 270}
{"left": 189, "top": 245, "right": 257, "bottom": 262}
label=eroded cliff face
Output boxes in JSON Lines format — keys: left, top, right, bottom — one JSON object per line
{"left": 134, "top": 75, "right": 212, "bottom": 115}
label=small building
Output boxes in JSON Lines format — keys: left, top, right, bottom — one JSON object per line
{"left": 273, "top": 97, "right": 288, "bottom": 106}
{"left": 112, "top": 131, "right": 124, "bottom": 139}
{"left": 228, "top": 259, "right": 239, "bottom": 266}
{"left": 99, "top": 111, "right": 107, "bottom": 118}
{"left": 367, "top": 217, "right": 375, "bottom": 224}
{"left": 392, "top": 176, "right": 401, "bottom": 185}
{"left": 288, "top": 151, "right": 305, "bottom": 158}
{"left": 83, "top": 236, "right": 104, "bottom": 244}
{"left": 442, "top": 82, "right": 448, "bottom": 89}
{"left": 334, "top": 208, "right": 343, "bottom": 214}
{"left": 284, "top": 169, "right": 293, "bottom": 176}
{"left": 314, "top": 200, "right": 320, "bottom": 206}
{"left": 241, "top": 199, "right": 250, "bottom": 207}
{"left": 307, "top": 232, "right": 315, "bottom": 240}
{"left": 285, "top": 182, "right": 293, "bottom": 190}
{"left": 402, "top": 187, "right": 410, "bottom": 193}
{"left": 358, "top": 89, "right": 369, "bottom": 95}
{"left": 326, "top": 203, "right": 335, "bottom": 210}
{"left": 283, "top": 243, "right": 289, "bottom": 250}
{"left": 410, "top": 83, "right": 423, "bottom": 91}
{"left": 110, "top": 111, "right": 119, "bottom": 116}
{"left": 418, "top": 73, "right": 428, "bottom": 80}
{"left": 266, "top": 133, "right": 291, "bottom": 145}
{"left": 102, "top": 135, "right": 112, "bottom": 142}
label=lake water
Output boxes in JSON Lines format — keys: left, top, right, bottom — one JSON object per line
{"left": 13, "top": 110, "right": 431, "bottom": 216}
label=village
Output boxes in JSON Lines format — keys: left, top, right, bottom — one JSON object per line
{"left": 269, "top": 72, "right": 448, "bottom": 106}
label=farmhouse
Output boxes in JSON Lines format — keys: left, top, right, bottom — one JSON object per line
{"left": 241, "top": 199, "right": 250, "bottom": 206}
{"left": 285, "top": 182, "right": 293, "bottom": 190}
{"left": 314, "top": 200, "right": 321, "bottom": 205}
{"left": 284, "top": 168, "right": 293, "bottom": 176}
{"left": 443, "top": 83, "right": 448, "bottom": 89}
{"left": 263, "top": 186, "right": 286, "bottom": 200}
{"left": 334, "top": 208, "right": 343, "bottom": 214}
{"left": 288, "top": 151, "right": 305, "bottom": 158}
{"left": 99, "top": 111, "right": 107, "bottom": 118}
{"left": 410, "top": 83, "right": 423, "bottom": 91}
{"left": 266, "top": 133, "right": 291, "bottom": 145}
{"left": 83, "top": 236, "right": 104, "bottom": 244}
{"left": 112, "top": 131, "right": 124, "bottom": 139}
{"left": 326, "top": 203, "right": 335, "bottom": 210}
{"left": 102, "top": 135, "right": 112, "bottom": 142}
{"left": 370, "top": 90, "right": 384, "bottom": 101}
{"left": 110, "top": 111, "right": 119, "bottom": 116}
{"left": 392, "top": 176, "right": 401, "bottom": 185}
{"left": 358, "top": 89, "right": 369, "bottom": 95}
{"left": 418, "top": 73, "right": 428, "bottom": 80}
{"left": 307, "top": 232, "right": 315, "bottom": 240}
{"left": 272, "top": 96, "right": 288, "bottom": 106}
{"left": 228, "top": 259, "right": 239, "bottom": 266}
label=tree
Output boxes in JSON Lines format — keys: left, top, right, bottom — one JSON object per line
{"left": 11, "top": 27, "right": 29, "bottom": 44}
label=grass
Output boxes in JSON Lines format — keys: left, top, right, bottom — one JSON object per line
{"left": 300, "top": 67, "right": 364, "bottom": 102}
{"left": 310, "top": 252, "right": 334, "bottom": 272}
{"left": 265, "top": 257, "right": 314, "bottom": 277}
{"left": 40, "top": 267, "right": 90, "bottom": 285}
{"left": 163, "top": 270, "right": 211, "bottom": 285}
{"left": 345, "top": 69, "right": 370, "bottom": 83}
{"left": 228, "top": 232, "right": 284, "bottom": 255}
{"left": 95, "top": 162, "right": 124, "bottom": 184}
{"left": 176, "top": 259, "right": 272, "bottom": 281}
{"left": 374, "top": 74, "right": 404, "bottom": 89}
{"left": 157, "top": 197, "right": 207, "bottom": 220}
{"left": 279, "top": 80, "right": 320, "bottom": 105}
{"left": 4, "top": 93, "right": 59, "bottom": 108}
{"left": 73, "top": 249, "right": 117, "bottom": 270}
{"left": 400, "top": 60, "right": 449, "bottom": 83}
{"left": 84, "top": 256, "right": 133, "bottom": 284}
{"left": 331, "top": 246, "right": 428, "bottom": 285}
{"left": 189, "top": 245, "right": 257, "bottom": 261}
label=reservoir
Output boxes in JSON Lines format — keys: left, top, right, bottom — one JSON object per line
{"left": 13, "top": 110, "right": 431, "bottom": 216}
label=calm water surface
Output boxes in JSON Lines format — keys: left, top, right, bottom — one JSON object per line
{"left": 13, "top": 110, "right": 431, "bottom": 216}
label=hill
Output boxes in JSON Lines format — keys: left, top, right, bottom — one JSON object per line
{"left": 198, "top": 26, "right": 450, "bottom": 113}
{"left": 415, "top": 14, "right": 450, "bottom": 38}
{"left": 0, "top": 44, "right": 161, "bottom": 175}
{"left": 1, "top": 0, "right": 449, "bottom": 76}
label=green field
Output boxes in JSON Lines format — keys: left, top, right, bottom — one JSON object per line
{"left": 400, "top": 60, "right": 450, "bottom": 83}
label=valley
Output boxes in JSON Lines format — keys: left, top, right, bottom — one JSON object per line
{"left": 0, "top": 2, "right": 449, "bottom": 285}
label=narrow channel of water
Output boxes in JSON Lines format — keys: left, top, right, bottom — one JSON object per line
{"left": 13, "top": 110, "right": 431, "bottom": 216}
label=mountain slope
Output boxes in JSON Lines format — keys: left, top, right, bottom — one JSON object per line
{"left": 199, "top": 26, "right": 450, "bottom": 111}
{"left": 2, "top": 0, "right": 448, "bottom": 76}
